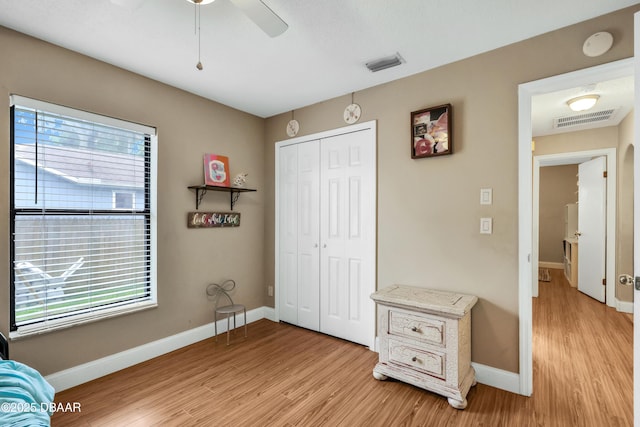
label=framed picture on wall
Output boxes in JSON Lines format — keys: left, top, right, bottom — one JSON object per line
{"left": 411, "top": 104, "right": 452, "bottom": 159}
{"left": 203, "top": 153, "right": 230, "bottom": 187}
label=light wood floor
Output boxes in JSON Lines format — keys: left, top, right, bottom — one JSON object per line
{"left": 53, "top": 270, "right": 633, "bottom": 426}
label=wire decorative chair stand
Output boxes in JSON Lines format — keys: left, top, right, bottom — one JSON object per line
{"left": 206, "top": 279, "right": 247, "bottom": 345}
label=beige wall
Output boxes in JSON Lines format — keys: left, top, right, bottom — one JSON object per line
{"left": 264, "top": 5, "right": 637, "bottom": 373}
{"left": 539, "top": 165, "right": 578, "bottom": 264}
{"left": 534, "top": 127, "right": 619, "bottom": 155}
{"left": 0, "top": 27, "right": 266, "bottom": 374}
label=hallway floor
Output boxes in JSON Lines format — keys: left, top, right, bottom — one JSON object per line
{"left": 532, "top": 268, "right": 633, "bottom": 426}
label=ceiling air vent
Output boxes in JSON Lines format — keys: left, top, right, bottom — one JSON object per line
{"left": 366, "top": 53, "right": 404, "bottom": 72}
{"left": 553, "top": 108, "right": 617, "bottom": 129}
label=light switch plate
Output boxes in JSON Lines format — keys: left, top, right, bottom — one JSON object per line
{"left": 480, "top": 217, "right": 493, "bottom": 234}
{"left": 480, "top": 188, "right": 492, "bottom": 205}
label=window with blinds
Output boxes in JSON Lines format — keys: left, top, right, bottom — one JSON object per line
{"left": 10, "top": 95, "right": 157, "bottom": 337}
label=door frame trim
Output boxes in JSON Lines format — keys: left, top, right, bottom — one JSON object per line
{"left": 518, "top": 57, "right": 632, "bottom": 396}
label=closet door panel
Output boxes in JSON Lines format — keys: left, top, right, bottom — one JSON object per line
{"left": 327, "top": 179, "right": 341, "bottom": 238}
{"left": 296, "top": 140, "right": 320, "bottom": 330}
{"left": 278, "top": 144, "right": 299, "bottom": 324}
{"left": 297, "top": 252, "right": 318, "bottom": 328}
{"left": 348, "top": 258, "right": 362, "bottom": 320}
{"left": 320, "top": 130, "right": 375, "bottom": 346}
{"left": 327, "top": 255, "right": 342, "bottom": 317}
{"left": 323, "top": 148, "right": 347, "bottom": 327}
{"left": 349, "top": 177, "right": 361, "bottom": 239}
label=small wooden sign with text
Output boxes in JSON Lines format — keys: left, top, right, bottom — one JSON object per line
{"left": 187, "top": 212, "right": 241, "bottom": 228}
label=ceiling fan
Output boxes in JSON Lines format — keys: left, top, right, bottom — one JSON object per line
{"left": 225, "top": 0, "right": 288, "bottom": 38}
{"left": 110, "top": 0, "right": 288, "bottom": 38}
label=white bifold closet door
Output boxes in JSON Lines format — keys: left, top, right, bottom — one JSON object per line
{"left": 276, "top": 123, "right": 376, "bottom": 348}
{"left": 278, "top": 140, "right": 321, "bottom": 330}
{"left": 318, "top": 130, "right": 375, "bottom": 345}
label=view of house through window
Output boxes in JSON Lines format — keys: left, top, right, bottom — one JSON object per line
{"left": 113, "top": 191, "right": 135, "bottom": 209}
{"left": 10, "top": 95, "right": 157, "bottom": 336}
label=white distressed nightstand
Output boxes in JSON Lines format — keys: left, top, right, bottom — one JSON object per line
{"left": 371, "top": 285, "right": 478, "bottom": 409}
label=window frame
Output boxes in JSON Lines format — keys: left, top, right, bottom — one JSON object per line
{"left": 9, "top": 95, "right": 158, "bottom": 339}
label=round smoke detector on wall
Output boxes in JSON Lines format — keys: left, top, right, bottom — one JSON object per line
{"left": 582, "top": 31, "right": 613, "bottom": 57}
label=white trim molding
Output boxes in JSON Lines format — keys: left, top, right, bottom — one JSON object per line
{"left": 538, "top": 262, "right": 563, "bottom": 270}
{"left": 616, "top": 299, "right": 634, "bottom": 314}
{"left": 472, "top": 363, "right": 520, "bottom": 395}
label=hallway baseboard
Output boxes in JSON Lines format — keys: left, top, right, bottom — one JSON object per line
{"left": 538, "top": 262, "right": 563, "bottom": 270}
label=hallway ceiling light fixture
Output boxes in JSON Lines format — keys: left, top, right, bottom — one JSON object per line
{"left": 567, "top": 95, "right": 599, "bottom": 112}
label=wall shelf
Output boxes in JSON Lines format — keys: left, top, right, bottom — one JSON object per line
{"left": 188, "top": 185, "right": 256, "bottom": 210}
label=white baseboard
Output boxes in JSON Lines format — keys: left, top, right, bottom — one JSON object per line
{"left": 262, "top": 306, "right": 276, "bottom": 322}
{"left": 45, "top": 306, "right": 270, "bottom": 392}
{"left": 616, "top": 299, "right": 634, "bottom": 314}
{"left": 538, "top": 262, "right": 563, "bottom": 270}
{"left": 46, "top": 307, "right": 523, "bottom": 397}
{"left": 472, "top": 362, "right": 520, "bottom": 395}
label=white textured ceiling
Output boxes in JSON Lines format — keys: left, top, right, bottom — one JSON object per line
{"left": 0, "top": 0, "right": 636, "bottom": 119}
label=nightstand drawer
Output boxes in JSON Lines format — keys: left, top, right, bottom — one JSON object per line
{"left": 389, "top": 310, "right": 445, "bottom": 346}
{"left": 388, "top": 339, "right": 445, "bottom": 379}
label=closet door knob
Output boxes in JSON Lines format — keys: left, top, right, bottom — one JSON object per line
{"left": 314, "top": 243, "right": 318, "bottom": 248}
{"left": 323, "top": 244, "right": 327, "bottom": 248}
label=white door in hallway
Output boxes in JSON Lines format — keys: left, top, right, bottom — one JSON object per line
{"left": 577, "top": 156, "right": 606, "bottom": 303}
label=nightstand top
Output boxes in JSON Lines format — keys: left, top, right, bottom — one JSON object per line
{"left": 371, "top": 285, "right": 477, "bottom": 318}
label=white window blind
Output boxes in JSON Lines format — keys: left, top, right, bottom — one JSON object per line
{"left": 10, "top": 95, "right": 157, "bottom": 337}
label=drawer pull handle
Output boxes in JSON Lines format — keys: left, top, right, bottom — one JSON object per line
{"left": 411, "top": 326, "right": 419, "bottom": 332}
{"left": 412, "top": 356, "right": 418, "bottom": 362}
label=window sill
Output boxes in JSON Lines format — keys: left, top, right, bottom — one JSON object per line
{"left": 10, "top": 301, "right": 158, "bottom": 340}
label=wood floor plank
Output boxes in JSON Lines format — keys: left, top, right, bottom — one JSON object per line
{"left": 52, "top": 271, "right": 633, "bottom": 426}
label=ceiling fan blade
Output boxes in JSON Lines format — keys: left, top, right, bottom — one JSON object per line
{"left": 229, "top": 0, "right": 288, "bottom": 37}
{"left": 109, "top": 0, "right": 146, "bottom": 9}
